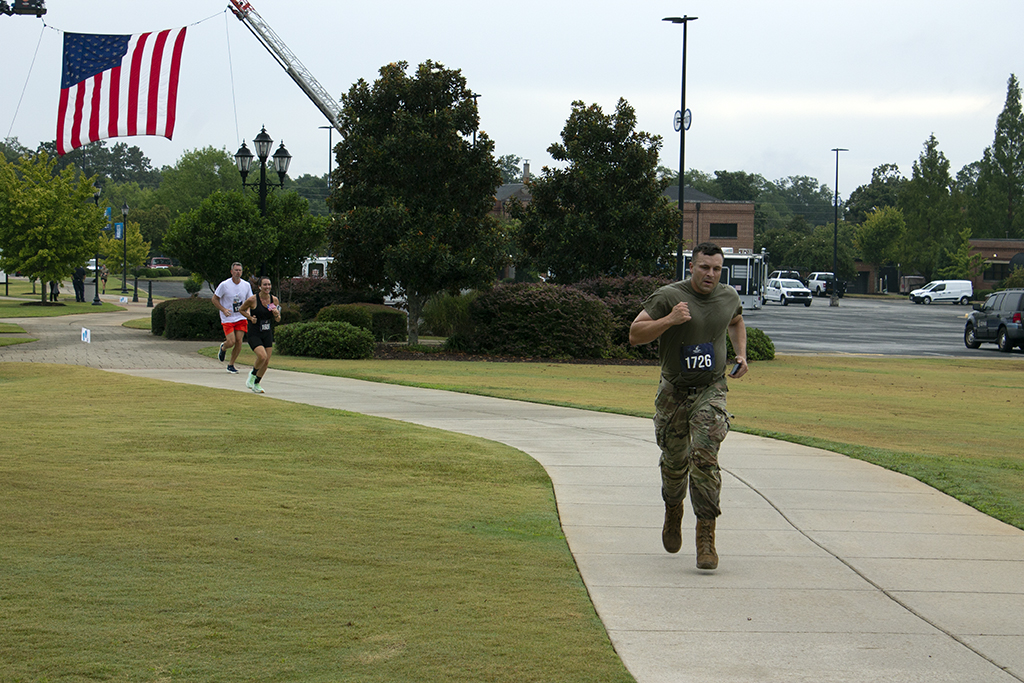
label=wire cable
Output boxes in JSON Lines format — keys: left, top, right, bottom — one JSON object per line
{"left": 5, "top": 20, "right": 46, "bottom": 140}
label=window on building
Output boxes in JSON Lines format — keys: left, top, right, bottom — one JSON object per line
{"left": 983, "top": 263, "right": 1011, "bottom": 282}
{"left": 709, "top": 223, "right": 737, "bottom": 239}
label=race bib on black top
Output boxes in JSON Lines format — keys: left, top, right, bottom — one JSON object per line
{"left": 261, "top": 320, "right": 271, "bottom": 331}
{"left": 680, "top": 342, "right": 714, "bottom": 373}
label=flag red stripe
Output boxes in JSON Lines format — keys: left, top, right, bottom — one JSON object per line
{"left": 164, "top": 28, "right": 187, "bottom": 139}
{"left": 108, "top": 66, "right": 121, "bottom": 139}
{"left": 88, "top": 71, "right": 103, "bottom": 144}
{"left": 71, "top": 84, "right": 86, "bottom": 152}
{"left": 146, "top": 30, "right": 169, "bottom": 136}
{"left": 56, "top": 87, "right": 70, "bottom": 155}
{"left": 126, "top": 32, "right": 149, "bottom": 137}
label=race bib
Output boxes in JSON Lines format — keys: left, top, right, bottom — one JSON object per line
{"left": 680, "top": 342, "right": 714, "bottom": 373}
{"left": 232, "top": 298, "right": 242, "bottom": 312}
{"left": 260, "top": 320, "right": 271, "bottom": 332}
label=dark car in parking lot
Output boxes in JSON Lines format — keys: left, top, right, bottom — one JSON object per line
{"left": 964, "top": 288, "right": 1024, "bottom": 352}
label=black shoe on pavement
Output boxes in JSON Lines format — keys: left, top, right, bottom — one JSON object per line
{"left": 226, "top": 365, "right": 238, "bottom": 374}
{"left": 218, "top": 343, "right": 226, "bottom": 362}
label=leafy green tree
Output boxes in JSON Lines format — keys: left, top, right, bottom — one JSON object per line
{"left": 938, "top": 227, "right": 987, "bottom": 279}
{"left": 515, "top": 98, "right": 678, "bottom": 283}
{"left": 39, "top": 139, "right": 161, "bottom": 188}
{"left": 163, "top": 190, "right": 275, "bottom": 290}
{"left": 712, "top": 170, "right": 764, "bottom": 201}
{"left": 100, "top": 220, "right": 150, "bottom": 279}
{"left": 857, "top": 206, "right": 906, "bottom": 268}
{"left": 0, "top": 153, "right": 104, "bottom": 302}
{"left": 845, "top": 163, "right": 906, "bottom": 225}
{"left": 289, "top": 173, "right": 330, "bottom": 216}
{"left": 2, "top": 136, "right": 32, "bottom": 163}
{"left": 899, "top": 134, "right": 959, "bottom": 281}
{"left": 154, "top": 146, "right": 242, "bottom": 221}
{"left": 263, "top": 191, "right": 329, "bottom": 285}
{"left": 497, "top": 154, "right": 523, "bottom": 183}
{"left": 328, "top": 60, "right": 507, "bottom": 344}
{"left": 767, "top": 175, "right": 836, "bottom": 226}
{"left": 980, "top": 74, "right": 1024, "bottom": 238}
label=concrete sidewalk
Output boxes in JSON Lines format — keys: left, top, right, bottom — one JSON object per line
{"left": 4, "top": 307, "right": 1024, "bottom": 682}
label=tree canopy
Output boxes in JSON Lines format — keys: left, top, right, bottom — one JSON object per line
{"left": 327, "top": 60, "right": 507, "bottom": 343}
{"left": 899, "top": 134, "right": 959, "bottom": 282}
{"left": 514, "top": 98, "right": 678, "bottom": 283}
{"left": 0, "top": 153, "right": 104, "bottom": 301}
{"left": 164, "top": 189, "right": 325, "bottom": 292}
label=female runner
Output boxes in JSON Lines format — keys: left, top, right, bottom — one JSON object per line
{"left": 239, "top": 276, "right": 282, "bottom": 393}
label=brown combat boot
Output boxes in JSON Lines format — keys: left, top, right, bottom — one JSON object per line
{"left": 696, "top": 518, "right": 718, "bottom": 570}
{"left": 662, "top": 501, "right": 684, "bottom": 553}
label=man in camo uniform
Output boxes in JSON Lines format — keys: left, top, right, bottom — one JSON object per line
{"left": 629, "top": 242, "right": 748, "bottom": 570}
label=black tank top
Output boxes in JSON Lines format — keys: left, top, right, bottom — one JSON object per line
{"left": 250, "top": 293, "right": 274, "bottom": 331}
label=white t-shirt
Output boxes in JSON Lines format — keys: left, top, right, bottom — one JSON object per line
{"left": 214, "top": 278, "right": 253, "bottom": 323}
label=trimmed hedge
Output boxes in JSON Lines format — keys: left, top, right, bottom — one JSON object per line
{"left": 316, "top": 303, "right": 373, "bottom": 330}
{"left": 467, "top": 283, "right": 613, "bottom": 359}
{"left": 280, "top": 277, "right": 384, "bottom": 320}
{"left": 317, "top": 302, "right": 407, "bottom": 342}
{"left": 274, "top": 321, "right": 375, "bottom": 359}
{"left": 151, "top": 299, "right": 171, "bottom": 336}
{"left": 573, "top": 275, "right": 671, "bottom": 359}
{"left": 160, "top": 298, "right": 224, "bottom": 341}
{"left": 727, "top": 326, "right": 775, "bottom": 361}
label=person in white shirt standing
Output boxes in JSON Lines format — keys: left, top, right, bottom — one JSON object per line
{"left": 212, "top": 262, "right": 253, "bottom": 374}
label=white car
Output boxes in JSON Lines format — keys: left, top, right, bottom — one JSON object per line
{"left": 763, "top": 278, "right": 813, "bottom": 307}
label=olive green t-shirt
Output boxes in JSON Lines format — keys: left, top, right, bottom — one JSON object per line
{"left": 642, "top": 279, "right": 743, "bottom": 388}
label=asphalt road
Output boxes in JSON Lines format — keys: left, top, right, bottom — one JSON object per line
{"left": 744, "top": 294, "right": 1024, "bottom": 358}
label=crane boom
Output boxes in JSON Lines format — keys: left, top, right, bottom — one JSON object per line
{"left": 228, "top": 0, "right": 342, "bottom": 132}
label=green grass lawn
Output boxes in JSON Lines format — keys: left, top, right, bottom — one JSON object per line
{"left": 0, "top": 363, "right": 633, "bottom": 683}
{"left": 0, "top": 298, "right": 124, "bottom": 318}
{"left": 205, "top": 347, "right": 1024, "bottom": 530}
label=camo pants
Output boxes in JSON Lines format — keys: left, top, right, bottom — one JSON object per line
{"left": 653, "top": 377, "right": 730, "bottom": 519}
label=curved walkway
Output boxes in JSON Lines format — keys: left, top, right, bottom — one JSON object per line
{"left": 3, "top": 300, "right": 1023, "bottom": 683}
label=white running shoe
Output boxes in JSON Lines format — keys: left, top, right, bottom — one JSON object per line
{"left": 252, "top": 383, "right": 265, "bottom": 394}
{"left": 246, "top": 373, "right": 256, "bottom": 390}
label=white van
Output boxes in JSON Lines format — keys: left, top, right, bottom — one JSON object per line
{"left": 909, "top": 280, "right": 973, "bottom": 305}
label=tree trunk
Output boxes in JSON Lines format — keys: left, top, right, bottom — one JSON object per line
{"left": 406, "top": 292, "right": 426, "bottom": 346}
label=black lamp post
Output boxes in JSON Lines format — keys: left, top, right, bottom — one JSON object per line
{"left": 234, "top": 125, "right": 291, "bottom": 218}
{"left": 120, "top": 203, "right": 129, "bottom": 294}
{"left": 830, "top": 148, "right": 847, "bottom": 307}
{"left": 92, "top": 187, "right": 103, "bottom": 305}
{"left": 664, "top": 15, "right": 697, "bottom": 281}
{"left": 318, "top": 125, "right": 333, "bottom": 192}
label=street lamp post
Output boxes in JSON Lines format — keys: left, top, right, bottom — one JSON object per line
{"left": 92, "top": 187, "right": 102, "bottom": 305}
{"left": 831, "top": 148, "right": 848, "bottom": 307}
{"left": 318, "top": 125, "right": 333, "bottom": 192}
{"left": 664, "top": 15, "right": 697, "bottom": 281}
{"left": 235, "top": 126, "right": 291, "bottom": 218}
{"left": 120, "top": 203, "right": 129, "bottom": 294}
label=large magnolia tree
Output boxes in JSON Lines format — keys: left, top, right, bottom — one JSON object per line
{"left": 0, "top": 153, "right": 104, "bottom": 302}
{"left": 514, "top": 98, "right": 678, "bottom": 284}
{"left": 327, "top": 60, "right": 507, "bottom": 344}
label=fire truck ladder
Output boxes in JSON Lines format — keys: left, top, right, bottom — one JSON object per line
{"left": 228, "top": 0, "right": 342, "bottom": 132}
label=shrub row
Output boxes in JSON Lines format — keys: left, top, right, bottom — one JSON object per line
{"left": 274, "top": 321, "right": 375, "bottom": 359}
{"left": 316, "top": 303, "right": 407, "bottom": 342}
{"left": 280, "top": 277, "right": 384, "bottom": 321}
{"left": 152, "top": 298, "right": 223, "bottom": 341}
{"left": 440, "top": 277, "right": 775, "bottom": 362}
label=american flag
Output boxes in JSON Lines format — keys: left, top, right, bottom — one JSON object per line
{"left": 56, "top": 28, "right": 187, "bottom": 156}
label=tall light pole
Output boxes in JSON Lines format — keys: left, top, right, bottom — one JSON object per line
{"left": 664, "top": 15, "right": 697, "bottom": 281}
{"left": 235, "top": 126, "right": 292, "bottom": 278}
{"left": 831, "top": 148, "right": 848, "bottom": 307}
{"left": 92, "top": 187, "right": 103, "bottom": 305}
{"left": 120, "top": 203, "right": 129, "bottom": 294}
{"left": 318, "top": 125, "right": 333, "bottom": 193}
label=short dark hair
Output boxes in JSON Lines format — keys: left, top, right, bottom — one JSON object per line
{"left": 693, "top": 242, "right": 723, "bottom": 258}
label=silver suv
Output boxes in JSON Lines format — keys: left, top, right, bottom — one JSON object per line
{"left": 964, "top": 288, "right": 1024, "bottom": 352}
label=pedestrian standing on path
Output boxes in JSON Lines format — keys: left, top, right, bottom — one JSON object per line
{"left": 73, "top": 265, "right": 87, "bottom": 302}
{"left": 239, "top": 276, "right": 281, "bottom": 394}
{"left": 211, "top": 262, "right": 253, "bottom": 374}
{"left": 48, "top": 280, "right": 59, "bottom": 302}
{"left": 628, "top": 242, "right": 748, "bottom": 570}
{"left": 100, "top": 265, "right": 108, "bottom": 294}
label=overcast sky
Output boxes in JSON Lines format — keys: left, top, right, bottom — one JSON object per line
{"left": 4, "top": 0, "right": 1024, "bottom": 197}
